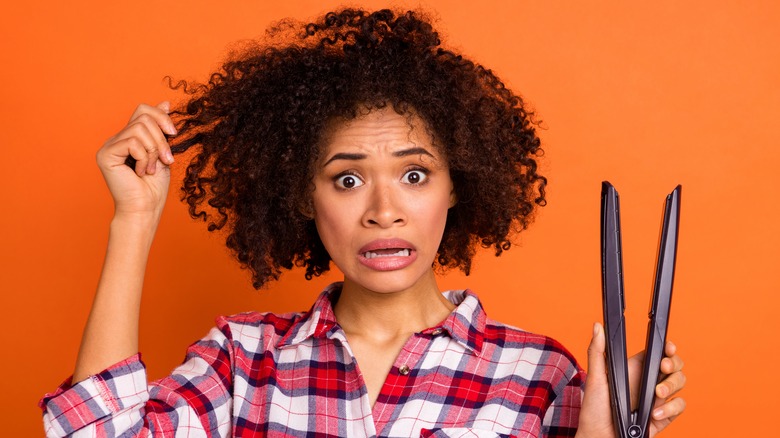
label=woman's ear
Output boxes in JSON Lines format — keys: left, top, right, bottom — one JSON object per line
{"left": 449, "top": 189, "right": 458, "bottom": 208}
{"left": 299, "top": 201, "right": 315, "bottom": 219}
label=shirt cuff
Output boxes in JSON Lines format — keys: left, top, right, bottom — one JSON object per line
{"left": 40, "top": 354, "right": 149, "bottom": 437}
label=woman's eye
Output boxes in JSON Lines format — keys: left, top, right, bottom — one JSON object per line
{"left": 402, "top": 169, "right": 428, "bottom": 185}
{"left": 335, "top": 174, "right": 364, "bottom": 189}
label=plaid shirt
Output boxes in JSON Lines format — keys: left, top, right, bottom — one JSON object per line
{"left": 41, "top": 283, "right": 584, "bottom": 437}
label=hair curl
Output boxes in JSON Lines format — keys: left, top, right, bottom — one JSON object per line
{"left": 168, "top": 8, "right": 547, "bottom": 289}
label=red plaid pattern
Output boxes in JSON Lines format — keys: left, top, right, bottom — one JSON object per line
{"left": 41, "top": 283, "right": 584, "bottom": 437}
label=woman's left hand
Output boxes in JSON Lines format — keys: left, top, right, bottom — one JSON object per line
{"left": 575, "top": 323, "right": 687, "bottom": 438}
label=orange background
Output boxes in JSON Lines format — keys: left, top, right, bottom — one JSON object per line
{"left": 2, "top": 1, "right": 778, "bottom": 436}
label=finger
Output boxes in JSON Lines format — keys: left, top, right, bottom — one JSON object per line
{"left": 660, "top": 354, "right": 684, "bottom": 375}
{"left": 587, "top": 323, "right": 607, "bottom": 378}
{"left": 131, "top": 113, "right": 175, "bottom": 166}
{"left": 656, "top": 370, "right": 686, "bottom": 399}
{"left": 156, "top": 101, "right": 170, "bottom": 113}
{"left": 127, "top": 102, "right": 177, "bottom": 137}
{"left": 111, "top": 136, "right": 151, "bottom": 177}
{"left": 665, "top": 340, "right": 677, "bottom": 357}
{"left": 98, "top": 138, "right": 146, "bottom": 176}
{"left": 653, "top": 397, "right": 686, "bottom": 421}
{"left": 113, "top": 121, "right": 166, "bottom": 175}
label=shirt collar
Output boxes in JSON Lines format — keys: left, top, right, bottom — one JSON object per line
{"left": 276, "top": 282, "right": 486, "bottom": 355}
{"left": 437, "top": 289, "right": 486, "bottom": 354}
{"left": 275, "top": 283, "right": 342, "bottom": 349}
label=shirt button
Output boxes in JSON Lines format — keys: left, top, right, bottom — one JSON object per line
{"left": 431, "top": 328, "right": 443, "bottom": 336}
{"left": 399, "top": 364, "right": 410, "bottom": 375}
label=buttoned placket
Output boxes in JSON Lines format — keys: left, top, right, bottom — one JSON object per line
{"left": 371, "top": 328, "right": 451, "bottom": 436}
{"left": 326, "top": 325, "right": 447, "bottom": 437}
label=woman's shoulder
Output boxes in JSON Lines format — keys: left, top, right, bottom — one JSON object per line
{"left": 483, "top": 319, "right": 585, "bottom": 392}
{"left": 208, "top": 284, "right": 341, "bottom": 351}
{"left": 452, "top": 289, "right": 580, "bottom": 369}
{"left": 481, "top": 317, "right": 583, "bottom": 375}
{"left": 220, "top": 310, "right": 306, "bottom": 326}
{"left": 214, "top": 310, "right": 307, "bottom": 339}
{"left": 484, "top": 318, "right": 573, "bottom": 352}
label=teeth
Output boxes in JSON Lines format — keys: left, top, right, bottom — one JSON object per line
{"left": 363, "top": 249, "right": 411, "bottom": 259}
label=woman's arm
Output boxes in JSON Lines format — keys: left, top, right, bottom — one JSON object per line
{"left": 72, "top": 102, "right": 176, "bottom": 382}
{"left": 41, "top": 103, "right": 237, "bottom": 438}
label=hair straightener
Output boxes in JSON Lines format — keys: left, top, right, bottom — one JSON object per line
{"left": 600, "top": 181, "right": 681, "bottom": 438}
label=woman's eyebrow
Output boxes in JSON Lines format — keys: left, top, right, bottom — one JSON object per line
{"left": 323, "top": 147, "right": 435, "bottom": 166}
{"left": 392, "top": 147, "right": 434, "bottom": 159}
{"left": 323, "top": 152, "right": 367, "bottom": 166}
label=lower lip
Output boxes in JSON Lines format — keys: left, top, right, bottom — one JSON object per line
{"left": 358, "top": 251, "right": 417, "bottom": 271}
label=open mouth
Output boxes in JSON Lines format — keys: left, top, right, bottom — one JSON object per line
{"left": 362, "top": 248, "right": 412, "bottom": 259}
{"left": 358, "top": 239, "right": 417, "bottom": 270}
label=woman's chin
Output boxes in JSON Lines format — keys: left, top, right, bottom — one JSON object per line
{"left": 342, "top": 268, "right": 437, "bottom": 296}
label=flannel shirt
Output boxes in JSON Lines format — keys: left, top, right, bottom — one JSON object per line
{"left": 41, "top": 283, "right": 585, "bottom": 437}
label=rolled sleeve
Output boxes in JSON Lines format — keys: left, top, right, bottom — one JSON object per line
{"left": 40, "top": 320, "right": 235, "bottom": 437}
{"left": 40, "top": 354, "right": 149, "bottom": 437}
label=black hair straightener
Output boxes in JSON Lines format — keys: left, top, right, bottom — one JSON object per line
{"left": 600, "top": 181, "right": 681, "bottom": 438}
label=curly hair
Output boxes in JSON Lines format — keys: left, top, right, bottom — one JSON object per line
{"left": 168, "top": 8, "right": 547, "bottom": 289}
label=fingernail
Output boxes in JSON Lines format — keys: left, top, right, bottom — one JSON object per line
{"left": 165, "top": 150, "right": 174, "bottom": 163}
{"left": 653, "top": 408, "right": 664, "bottom": 419}
{"left": 168, "top": 124, "right": 178, "bottom": 135}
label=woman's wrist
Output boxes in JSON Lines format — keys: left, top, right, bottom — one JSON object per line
{"left": 109, "top": 212, "right": 161, "bottom": 243}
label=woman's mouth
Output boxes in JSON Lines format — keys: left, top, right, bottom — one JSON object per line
{"left": 358, "top": 239, "right": 417, "bottom": 270}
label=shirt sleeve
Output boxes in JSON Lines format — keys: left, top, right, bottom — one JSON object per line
{"left": 540, "top": 368, "right": 586, "bottom": 438}
{"left": 40, "top": 318, "right": 235, "bottom": 437}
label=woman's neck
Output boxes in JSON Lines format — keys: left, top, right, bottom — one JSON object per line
{"left": 333, "top": 272, "right": 455, "bottom": 341}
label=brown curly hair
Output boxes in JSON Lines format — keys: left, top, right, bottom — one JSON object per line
{"left": 168, "top": 8, "right": 547, "bottom": 289}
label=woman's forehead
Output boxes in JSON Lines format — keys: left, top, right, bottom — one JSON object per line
{"left": 318, "top": 107, "right": 442, "bottom": 159}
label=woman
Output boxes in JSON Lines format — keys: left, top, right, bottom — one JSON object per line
{"left": 41, "top": 8, "right": 685, "bottom": 437}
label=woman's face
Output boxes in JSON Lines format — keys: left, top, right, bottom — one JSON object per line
{"left": 311, "top": 107, "right": 456, "bottom": 295}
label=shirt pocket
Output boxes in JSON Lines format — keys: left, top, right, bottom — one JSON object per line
{"left": 420, "top": 428, "right": 517, "bottom": 438}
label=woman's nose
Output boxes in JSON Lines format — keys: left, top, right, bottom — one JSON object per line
{"left": 362, "top": 183, "right": 406, "bottom": 228}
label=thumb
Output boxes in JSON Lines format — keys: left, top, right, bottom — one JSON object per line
{"left": 579, "top": 322, "right": 617, "bottom": 437}
{"left": 587, "top": 322, "right": 608, "bottom": 381}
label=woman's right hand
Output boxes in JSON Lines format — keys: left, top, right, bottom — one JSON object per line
{"left": 96, "top": 102, "right": 177, "bottom": 221}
